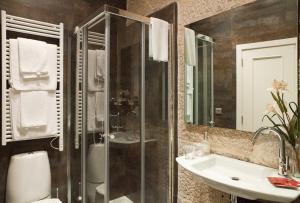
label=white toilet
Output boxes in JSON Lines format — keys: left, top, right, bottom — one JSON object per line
{"left": 6, "top": 151, "right": 61, "bottom": 203}
{"left": 87, "top": 143, "right": 105, "bottom": 203}
{"left": 87, "top": 143, "right": 133, "bottom": 203}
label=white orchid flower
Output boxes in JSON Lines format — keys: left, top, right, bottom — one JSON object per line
{"left": 264, "top": 103, "right": 278, "bottom": 115}
{"left": 267, "top": 79, "right": 288, "bottom": 92}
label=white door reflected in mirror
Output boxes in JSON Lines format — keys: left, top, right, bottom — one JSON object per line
{"left": 236, "top": 38, "right": 298, "bottom": 132}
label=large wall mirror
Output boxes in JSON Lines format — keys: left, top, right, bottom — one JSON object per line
{"left": 184, "top": 0, "right": 298, "bottom": 132}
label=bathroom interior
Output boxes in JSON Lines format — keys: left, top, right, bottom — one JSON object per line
{"left": 0, "top": 0, "right": 299, "bottom": 203}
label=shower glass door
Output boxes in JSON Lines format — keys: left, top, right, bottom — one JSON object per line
{"left": 83, "top": 12, "right": 144, "bottom": 203}
{"left": 106, "top": 14, "right": 143, "bottom": 203}
{"left": 78, "top": 6, "right": 172, "bottom": 203}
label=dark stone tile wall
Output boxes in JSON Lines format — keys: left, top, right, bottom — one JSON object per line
{"left": 189, "top": 0, "right": 298, "bottom": 129}
{"left": 0, "top": 1, "right": 126, "bottom": 203}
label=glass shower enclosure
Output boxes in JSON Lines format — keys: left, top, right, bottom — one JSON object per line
{"left": 73, "top": 5, "right": 175, "bottom": 203}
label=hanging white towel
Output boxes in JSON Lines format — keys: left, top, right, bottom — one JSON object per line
{"left": 149, "top": 17, "right": 169, "bottom": 62}
{"left": 185, "top": 64, "right": 194, "bottom": 123}
{"left": 10, "top": 90, "right": 57, "bottom": 139}
{"left": 10, "top": 39, "right": 57, "bottom": 90}
{"left": 95, "top": 49, "right": 105, "bottom": 79}
{"left": 95, "top": 91, "right": 104, "bottom": 122}
{"left": 20, "top": 91, "right": 47, "bottom": 128}
{"left": 87, "top": 92, "right": 104, "bottom": 132}
{"left": 87, "top": 92, "right": 96, "bottom": 131}
{"left": 88, "top": 50, "right": 102, "bottom": 91}
{"left": 17, "top": 38, "right": 48, "bottom": 79}
{"left": 184, "top": 28, "right": 196, "bottom": 66}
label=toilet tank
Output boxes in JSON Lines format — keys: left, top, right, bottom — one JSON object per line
{"left": 87, "top": 143, "right": 105, "bottom": 183}
{"left": 6, "top": 151, "right": 51, "bottom": 203}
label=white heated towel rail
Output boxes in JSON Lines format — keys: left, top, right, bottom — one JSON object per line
{"left": 75, "top": 29, "right": 83, "bottom": 149}
{"left": 1, "top": 10, "right": 64, "bottom": 151}
{"left": 88, "top": 31, "right": 105, "bottom": 46}
{"left": 75, "top": 30, "right": 105, "bottom": 149}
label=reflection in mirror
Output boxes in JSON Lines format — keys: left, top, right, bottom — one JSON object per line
{"left": 184, "top": 0, "right": 298, "bottom": 132}
{"left": 184, "top": 29, "right": 214, "bottom": 126}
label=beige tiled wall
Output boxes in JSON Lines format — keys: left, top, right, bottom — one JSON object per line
{"left": 126, "top": 1, "right": 288, "bottom": 203}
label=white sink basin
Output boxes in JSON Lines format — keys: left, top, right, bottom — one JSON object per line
{"left": 176, "top": 154, "right": 300, "bottom": 202}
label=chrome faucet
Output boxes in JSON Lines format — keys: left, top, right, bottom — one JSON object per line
{"left": 252, "top": 127, "right": 289, "bottom": 176}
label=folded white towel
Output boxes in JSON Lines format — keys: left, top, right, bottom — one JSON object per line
{"left": 95, "top": 91, "right": 104, "bottom": 122}
{"left": 184, "top": 28, "right": 196, "bottom": 66}
{"left": 88, "top": 50, "right": 102, "bottom": 91}
{"left": 31, "top": 198, "right": 62, "bottom": 203}
{"left": 10, "top": 39, "right": 57, "bottom": 90}
{"left": 95, "top": 49, "right": 105, "bottom": 79}
{"left": 149, "top": 17, "right": 169, "bottom": 62}
{"left": 20, "top": 91, "right": 47, "bottom": 128}
{"left": 18, "top": 38, "right": 48, "bottom": 79}
{"left": 10, "top": 90, "right": 57, "bottom": 139}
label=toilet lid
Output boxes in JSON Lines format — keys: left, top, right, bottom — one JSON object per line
{"left": 31, "top": 198, "right": 62, "bottom": 203}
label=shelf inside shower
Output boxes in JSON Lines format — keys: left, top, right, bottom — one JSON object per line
{"left": 109, "top": 131, "right": 157, "bottom": 145}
